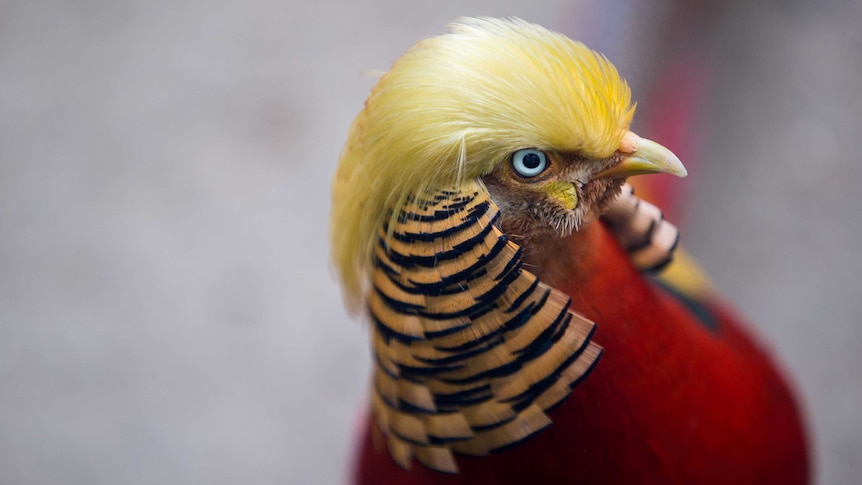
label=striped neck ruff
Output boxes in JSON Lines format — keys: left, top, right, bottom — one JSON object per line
{"left": 367, "top": 180, "right": 603, "bottom": 473}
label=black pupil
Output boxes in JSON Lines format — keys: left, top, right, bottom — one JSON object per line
{"left": 522, "top": 153, "right": 542, "bottom": 169}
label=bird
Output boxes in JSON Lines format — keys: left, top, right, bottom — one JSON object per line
{"left": 331, "top": 17, "right": 809, "bottom": 484}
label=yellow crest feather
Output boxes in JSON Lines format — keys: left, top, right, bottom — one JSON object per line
{"left": 331, "top": 17, "right": 635, "bottom": 308}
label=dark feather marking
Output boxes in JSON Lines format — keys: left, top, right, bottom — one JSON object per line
{"left": 433, "top": 303, "right": 535, "bottom": 352}
{"left": 371, "top": 312, "right": 424, "bottom": 344}
{"left": 373, "top": 286, "right": 424, "bottom": 315}
{"left": 623, "top": 218, "right": 656, "bottom": 252}
{"left": 381, "top": 217, "right": 497, "bottom": 268}
{"left": 487, "top": 421, "right": 553, "bottom": 454}
{"left": 422, "top": 304, "right": 498, "bottom": 338}
{"left": 507, "top": 318, "right": 595, "bottom": 410}
{"left": 389, "top": 201, "right": 493, "bottom": 243}
{"left": 414, "top": 341, "right": 496, "bottom": 366}
{"left": 504, "top": 275, "right": 540, "bottom": 313}
{"left": 433, "top": 385, "right": 493, "bottom": 407}
{"left": 436, "top": 312, "right": 571, "bottom": 386}
{"left": 381, "top": 267, "right": 471, "bottom": 297}
{"left": 494, "top": 246, "right": 523, "bottom": 281}
{"left": 653, "top": 279, "right": 720, "bottom": 333}
{"left": 470, "top": 415, "right": 517, "bottom": 432}
{"left": 401, "top": 237, "right": 509, "bottom": 291}
{"left": 397, "top": 362, "right": 465, "bottom": 377}
{"left": 510, "top": 305, "right": 570, "bottom": 356}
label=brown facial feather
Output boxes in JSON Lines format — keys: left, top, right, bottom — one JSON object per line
{"left": 482, "top": 150, "right": 625, "bottom": 260}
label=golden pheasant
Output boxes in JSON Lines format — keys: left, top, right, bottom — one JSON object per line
{"left": 331, "top": 17, "right": 808, "bottom": 484}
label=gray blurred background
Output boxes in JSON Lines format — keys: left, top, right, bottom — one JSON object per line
{"left": 1, "top": 0, "right": 860, "bottom": 483}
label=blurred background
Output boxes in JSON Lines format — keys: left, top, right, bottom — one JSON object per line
{"left": 1, "top": 0, "right": 860, "bottom": 483}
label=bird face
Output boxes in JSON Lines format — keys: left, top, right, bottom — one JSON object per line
{"left": 483, "top": 148, "right": 622, "bottom": 240}
{"left": 483, "top": 131, "right": 686, "bottom": 246}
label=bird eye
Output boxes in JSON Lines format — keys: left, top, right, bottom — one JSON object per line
{"left": 511, "top": 149, "right": 548, "bottom": 178}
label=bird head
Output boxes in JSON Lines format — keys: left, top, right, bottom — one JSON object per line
{"left": 331, "top": 17, "right": 686, "bottom": 307}
{"left": 483, "top": 130, "right": 685, "bottom": 248}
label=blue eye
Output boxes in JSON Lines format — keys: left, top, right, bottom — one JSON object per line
{"left": 511, "top": 149, "right": 548, "bottom": 178}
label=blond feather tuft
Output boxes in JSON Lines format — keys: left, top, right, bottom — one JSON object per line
{"left": 331, "top": 17, "right": 635, "bottom": 308}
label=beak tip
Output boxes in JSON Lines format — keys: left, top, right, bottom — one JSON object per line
{"left": 670, "top": 156, "right": 688, "bottom": 178}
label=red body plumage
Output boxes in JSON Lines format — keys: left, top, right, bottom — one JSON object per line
{"left": 353, "top": 222, "right": 808, "bottom": 484}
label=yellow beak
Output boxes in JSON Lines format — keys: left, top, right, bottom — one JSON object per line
{"left": 593, "top": 132, "right": 688, "bottom": 180}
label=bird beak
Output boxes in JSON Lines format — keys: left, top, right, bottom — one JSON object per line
{"left": 593, "top": 132, "right": 688, "bottom": 180}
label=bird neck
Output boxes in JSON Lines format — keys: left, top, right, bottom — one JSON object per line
{"left": 525, "top": 222, "right": 614, "bottom": 291}
{"left": 526, "top": 220, "right": 655, "bottom": 337}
